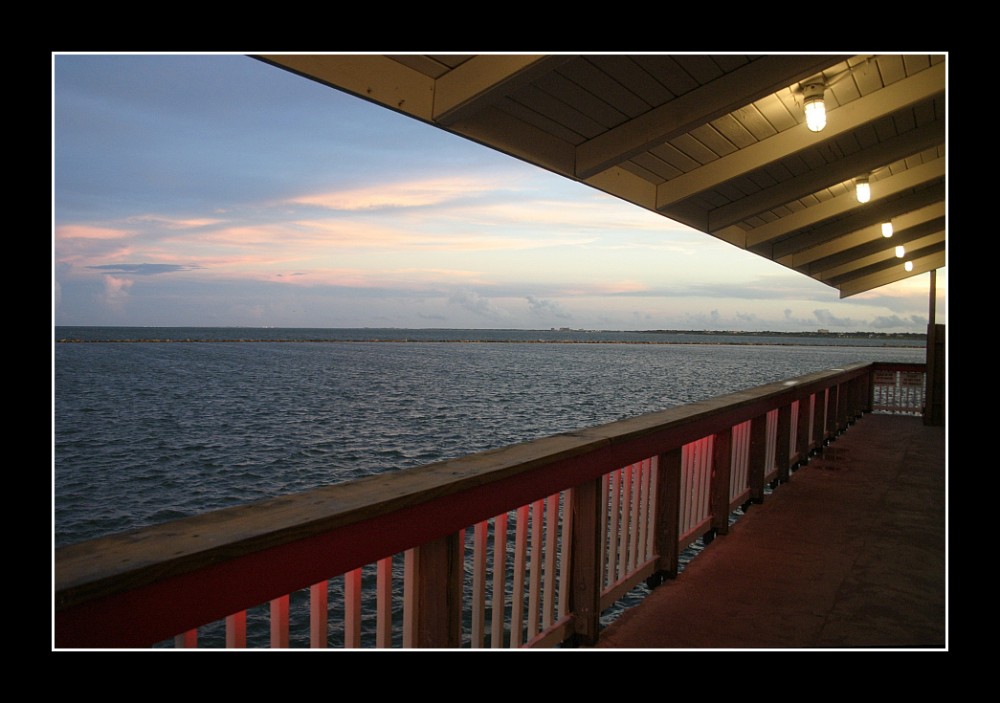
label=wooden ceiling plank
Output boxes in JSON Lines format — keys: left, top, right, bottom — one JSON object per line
{"left": 449, "top": 105, "right": 578, "bottom": 176}
{"left": 655, "top": 61, "right": 945, "bottom": 211}
{"left": 782, "top": 204, "right": 946, "bottom": 269}
{"left": 837, "top": 250, "right": 946, "bottom": 297}
{"left": 559, "top": 58, "right": 653, "bottom": 119}
{"left": 532, "top": 70, "right": 631, "bottom": 129}
{"left": 583, "top": 166, "right": 660, "bottom": 212}
{"left": 769, "top": 183, "right": 945, "bottom": 260}
{"left": 588, "top": 55, "right": 673, "bottom": 107}
{"left": 712, "top": 123, "right": 945, "bottom": 235}
{"left": 256, "top": 55, "right": 436, "bottom": 120}
{"left": 575, "top": 55, "right": 843, "bottom": 179}
{"left": 433, "top": 55, "right": 574, "bottom": 125}
{"left": 811, "top": 227, "right": 944, "bottom": 279}
{"left": 743, "top": 159, "right": 946, "bottom": 249}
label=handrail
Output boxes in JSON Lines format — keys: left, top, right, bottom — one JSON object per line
{"left": 54, "top": 361, "right": 923, "bottom": 648}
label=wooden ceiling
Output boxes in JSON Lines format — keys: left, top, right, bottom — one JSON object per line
{"left": 257, "top": 54, "right": 946, "bottom": 298}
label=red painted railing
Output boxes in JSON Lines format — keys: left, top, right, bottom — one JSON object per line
{"left": 54, "top": 362, "right": 924, "bottom": 648}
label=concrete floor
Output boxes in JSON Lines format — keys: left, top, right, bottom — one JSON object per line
{"left": 594, "top": 413, "right": 946, "bottom": 650}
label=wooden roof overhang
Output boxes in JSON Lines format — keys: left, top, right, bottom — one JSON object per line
{"left": 256, "top": 53, "right": 946, "bottom": 298}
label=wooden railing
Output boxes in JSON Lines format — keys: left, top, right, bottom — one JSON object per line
{"left": 54, "top": 362, "right": 924, "bottom": 649}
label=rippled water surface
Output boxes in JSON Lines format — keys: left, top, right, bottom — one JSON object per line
{"left": 54, "top": 331, "right": 923, "bottom": 548}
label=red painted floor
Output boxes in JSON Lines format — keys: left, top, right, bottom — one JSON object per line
{"left": 595, "top": 413, "right": 946, "bottom": 649}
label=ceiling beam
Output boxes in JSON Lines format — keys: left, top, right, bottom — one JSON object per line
{"left": 741, "top": 158, "right": 946, "bottom": 250}
{"left": 654, "top": 61, "right": 945, "bottom": 211}
{"left": 811, "top": 227, "right": 945, "bottom": 279}
{"left": 433, "top": 55, "right": 575, "bottom": 125}
{"left": 442, "top": 104, "right": 578, "bottom": 176}
{"left": 765, "top": 182, "right": 945, "bottom": 259}
{"left": 256, "top": 55, "right": 436, "bottom": 121}
{"left": 790, "top": 206, "right": 945, "bottom": 272}
{"left": 707, "top": 120, "right": 945, "bottom": 232}
{"left": 574, "top": 55, "right": 843, "bottom": 180}
{"left": 837, "top": 250, "right": 946, "bottom": 298}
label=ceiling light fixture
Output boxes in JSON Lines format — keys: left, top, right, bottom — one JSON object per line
{"left": 895, "top": 245, "right": 905, "bottom": 258}
{"left": 904, "top": 260, "right": 914, "bottom": 272}
{"left": 881, "top": 221, "right": 893, "bottom": 238}
{"left": 802, "top": 81, "right": 827, "bottom": 132}
{"left": 855, "top": 176, "right": 871, "bottom": 203}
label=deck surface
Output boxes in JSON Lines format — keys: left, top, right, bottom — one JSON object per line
{"left": 595, "top": 413, "right": 946, "bottom": 650}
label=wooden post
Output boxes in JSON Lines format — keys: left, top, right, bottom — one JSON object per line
{"left": 711, "top": 428, "right": 733, "bottom": 535}
{"left": 797, "top": 394, "right": 812, "bottom": 461}
{"left": 815, "top": 389, "right": 829, "bottom": 447}
{"left": 777, "top": 403, "right": 792, "bottom": 482}
{"left": 848, "top": 375, "right": 862, "bottom": 420}
{"left": 652, "top": 447, "right": 682, "bottom": 579}
{"left": 568, "top": 478, "right": 602, "bottom": 646}
{"left": 748, "top": 413, "right": 768, "bottom": 504}
{"left": 924, "top": 323, "right": 945, "bottom": 426}
{"left": 862, "top": 368, "right": 873, "bottom": 414}
{"left": 413, "top": 532, "right": 463, "bottom": 648}
{"left": 835, "top": 383, "right": 848, "bottom": 434}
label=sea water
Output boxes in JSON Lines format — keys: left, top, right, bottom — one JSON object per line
{"left": 53, "top": 327, "right": 926, "bottom": 646}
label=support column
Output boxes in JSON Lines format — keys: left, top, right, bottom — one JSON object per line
{"left": 710, "top": 428, "right": 732, "bottom": 535}
{"left": 748, "top": 413, "right": 768, "bottom": 503}
{"left": 413, "top": 532, "right": 463, "bottom": 647}
{"left": 568, "top": 478, "right": 602, "bottom": 645}
{"left": 652, "top": 447, "right": 682, "bottom": 580}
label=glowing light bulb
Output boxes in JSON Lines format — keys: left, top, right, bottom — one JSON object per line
{"left": 881, "top": 222, "right": 893, "bottom": 238}
{"left": 904, "top": 261, "right": 914, "bottom": 272}
{"left": 803, "top": 82, "right": 826, "bottom": 132}
{"left": 856, "top": 178, "right": 870, "bottom": 203}
{"left": 895, "top": 245, "right": 905, "bottom": 258}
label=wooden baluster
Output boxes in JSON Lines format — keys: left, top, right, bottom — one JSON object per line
{"left": 637, "top": 459, "right": 651, "bottom": 563}
{"left": 309, "top": 582, "right": 327, "bottom": 648}
{"left": 344, "top": 567, "right": 362, "bottom": 648}
{"left": 599, "top": 475, "right": 610, "bottom": 589}
{"left": 403, "top": 548, "right": 417, "bottom": 647}
{"left": 511, "top": 504, "right": 529, "bottom": 646}
{"left": 376, "top": 556, "right": 393, "bottom": 647}
{"left": 491, "top": 512, "right": 508, "bottom": 648}
{"left": 557, "top": 491, "right": 572, "bottom": 619}
{"left": 528, "top": 500, "right": 543, "bottom": 638}
{"left": 225, "top": 612, "right": 246, "bottom": 648}
{"left": 628, "top": 463, "right": 641, "bottom": 574}
{"left": 174, "top": 629, "right": 197, "bottom": 648}
{"left": 270, "top": 595, "right": 289, "bottom": 648}
{"left": 542, "top": 494, "right": 558, "bottom": 629}
{"left": 609, "top": 468, "right": 623, "bottom": 582}
{"left": 471, "top": 521, "right": 488, "bottom": 647}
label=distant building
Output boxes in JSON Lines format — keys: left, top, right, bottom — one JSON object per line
{"left": 818, "top": 329, "right": 830, "bottom": 334}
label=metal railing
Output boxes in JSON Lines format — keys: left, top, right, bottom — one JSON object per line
{"left": 55, "top": 362, "right": 923, "bottom": 649}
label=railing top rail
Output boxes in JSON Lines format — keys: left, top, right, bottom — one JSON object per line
{"left": 55, "top": 361, "right": 877, "bottom": 618}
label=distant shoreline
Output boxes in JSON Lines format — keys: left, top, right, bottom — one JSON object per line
{"left": 54, "top": 337, "right": 924, "bottom": 347}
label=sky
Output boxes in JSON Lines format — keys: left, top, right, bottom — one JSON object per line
{"left": 52, "top": 53, "right": 947, "bottom": 332}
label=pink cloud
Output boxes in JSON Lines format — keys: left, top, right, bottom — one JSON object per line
{"left": 290, "top": 176, "right": 505, "bottom": 211}
{"left": 55, "top": 224, "right": 130, "bottom": 241}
